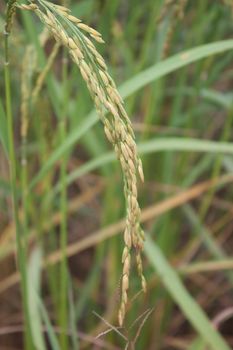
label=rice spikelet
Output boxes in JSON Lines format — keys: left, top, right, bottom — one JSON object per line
{"left": 20, "top": 0, "right": 146, "bottom": 326}
{"left": 5, "top": 0, "right": 17, "bottom": 34}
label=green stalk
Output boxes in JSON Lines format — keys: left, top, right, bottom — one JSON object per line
{"left": 59, "top": 50, "right": 69, "bottom": 350}
{"left": 4, "top": 12, "right": 34, "bottom": 350}
{"left": 59, "top": 118, "right": 69, "bottom": 350}
{"left": 21, "top": 143, "right": 29, "bottom": 233}
{"left": 199, "top": 107, "right": 233, "bottom": 218}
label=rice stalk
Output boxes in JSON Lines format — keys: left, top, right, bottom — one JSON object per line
{"left": 20, "top": 45, "right": 36, "bottom": 139}
{"left": 17, "top": 0, "right": 146, "bottom": 326}
{"left": 20, "top": 45, "right": 36, "bottom": 280}
{"left": 32, "top": 42, "right": 60, "bottom": 103}
{"left": 4, "top": 1, "right": 34, "bottom": 348}
{"left": 21, "top": 28, "right": 58, "bottom": 128}
{"left": 158, "top": 0, "right": 188, "bottom": 58}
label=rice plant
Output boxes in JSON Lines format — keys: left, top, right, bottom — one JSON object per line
{"left": 1, "top": 0, "right": 233, "bottom": 349}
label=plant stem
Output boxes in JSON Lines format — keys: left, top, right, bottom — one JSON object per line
{"left": 4, "top": 23, "right": 34, "bottom": 350}
{"left": 59, "top": 119, "right": 69, "bottom": 350}
{"left": 59, "top": 51, "right": 69, "bottom": 350}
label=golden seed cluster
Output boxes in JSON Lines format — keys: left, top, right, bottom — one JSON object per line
{"left": 19, "top": 0, "right": 146, "bottom": 326}
{"left": 5, "top": 0, "right": 17, "bottom": 34}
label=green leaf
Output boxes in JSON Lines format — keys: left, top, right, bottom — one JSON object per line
{"left": 120, "top": 40, "right": 233, "bottom": 97}
{"left": 145, "top": 237, "right": 231, "bottom": 350}
{"left": 188, "top": 337, "right": 206, "bottom": 350}
{"left": 27, "top": 249, "right": 61, "bottom": 350}
{"left": 0, "top": 98, "right": 8, "bottom": 155}
{"left": 138, "top": 137, "right": 233, "bottom": 155}
{"left": 38, "top": 299, "right": 61, "bottom": 350}
{"left": 27, "top": 248, "right": 46, "bottom": 350}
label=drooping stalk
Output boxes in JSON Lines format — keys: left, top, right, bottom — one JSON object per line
{"left": 4, "top": 2, "right": 34, "bottom": 349}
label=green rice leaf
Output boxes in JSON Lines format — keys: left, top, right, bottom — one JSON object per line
{"left": 27, "top": 248, "right": 46, "bottom": 350}
{"left": 120, "top": 40, "right": 233, "bottom": 97}
{"left": 145, "top": 237, "right": 231, "bottom": 350}
{"left": 0, "top": 98, "right": 8, "bottom": 155}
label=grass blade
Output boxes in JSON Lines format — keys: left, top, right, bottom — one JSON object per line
{"left": 27, "top": 248, "right": 46, "bottom": 350}
{"left": 145, "top": 236, "right": 231, "bottom": 350}
{"left": 0, "top": 98, "right": 8, "bottom": 155}
{"left": 138, "top": 137, "right": 233, "bottom": 155}
{"left": 28, "top": 252, "right": 60, "bottom": 350}
{"left": 38, "top": 299, "right": 61, "bottom": 350}
{"left": 120, "top": 39, "right": 233, "bottom": 97}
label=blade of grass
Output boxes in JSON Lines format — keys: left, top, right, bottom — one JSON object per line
{"left": 27, "top": 248, "right": 46, "bottom": 350}
{"left": 184, "top": 205, "right": 229, "bottom": 259}
{"left": 188, "top": 338, "right": 206, "bottom": 350}
{"left": 4, "top": 14, "right": 33, "bottom": 349}
{"left": 183, "top": 205, "right": 233, "bottom": 284}
{"left": 120, "top": 39, "right": 233, "bottom": 97}
{"left": 144, "top": 236, "right": 231, "bottom": 350}
{"left": 68, "top": 280, "right": 79, "bottom": 350}
{"left": 37, "top": 297, "right": 61, "bottom": 350}
{"left": 0, "top": 98, "right": 8, "bottom": 155}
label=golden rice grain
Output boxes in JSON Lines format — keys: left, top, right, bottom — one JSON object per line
{"left": 20, "top": 0, "right": 146, "bottom": 326}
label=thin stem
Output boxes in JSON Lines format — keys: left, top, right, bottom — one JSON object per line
{"left": 59, "top": 50, "right": 69, "bottom": 350}
{"left": 4, "top": 24, "right": 34, "bottom": 350}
